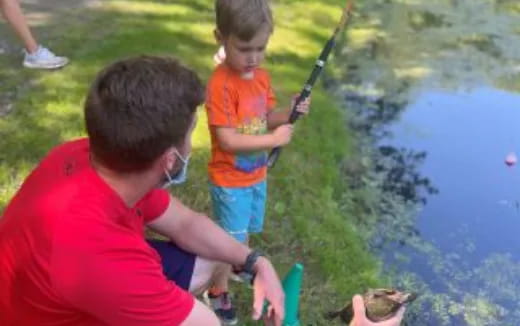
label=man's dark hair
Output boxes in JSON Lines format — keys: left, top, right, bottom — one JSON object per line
{"left": 85, "top": 56, "right": 204, "bottom": 172}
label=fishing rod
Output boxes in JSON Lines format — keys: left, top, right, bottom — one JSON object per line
{"left": 267, "top": 0, "right": 354, "bottom": 169}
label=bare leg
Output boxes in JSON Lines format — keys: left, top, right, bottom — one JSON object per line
{"left": 216, "top": 236, "right": 248, "bottom": 290}
{"left": 210, "top": 236, "right": 248, "bottom": 293}
{"left": 189, "top": 257, "right": 227, "bottom": 296}
{"left": 180, "top": 300, "right": 221, "bottom": 326}
{"left": 0, "top": 0, "right": 38, "bottom": 53}
{"left": 211, "top": 263, "right": 232, "bottom": 293}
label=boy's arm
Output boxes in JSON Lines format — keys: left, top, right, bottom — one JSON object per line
{"left": 267, "top": 109, "right": 291, "bottom": 129}
{"left": 267, "top": 96, "right": 311, "bottom": 130}
{"left": 215, "top": 125, "right": 293, "bottom": 153}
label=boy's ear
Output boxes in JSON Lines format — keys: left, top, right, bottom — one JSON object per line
{"left": 214, "top": 29, "right": 224, "bottom": 44}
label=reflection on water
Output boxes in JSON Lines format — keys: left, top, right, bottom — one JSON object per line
{"left": 336, "top": 0, "right": 520, "bottom": 91}
{"left": 333, "top": 0, "right": 520, "bottom": 325}
{"left": 385, "top": 89, "right": 520, "bottom": 326}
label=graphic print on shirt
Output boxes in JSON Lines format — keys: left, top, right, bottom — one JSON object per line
{"left": 235, "top": 95, "right": 268, "bottom": 173}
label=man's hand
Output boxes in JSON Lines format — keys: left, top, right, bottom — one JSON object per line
{"left": 251, "top": 257, "right": 285, "bottom": 326}
{"left": 349, "top": 295, "right": 405, "bottom": 326}
{"left": 292, "top": 95, "right": 311, "bottom": 116}
{"left": 272, "top": 124, "right": 293, "bottom": 147}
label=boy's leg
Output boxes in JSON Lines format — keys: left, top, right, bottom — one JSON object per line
{"left": 248, "top": 180, "right": 267, "bottom": 236}
{"left": 210, "top": 184, "right": 250, "bottom": 242}
{"left": 189, "top": 256, "right": 227, "bottom": 296}
{"left": 208, "top": 184, "right": 253, "bottom": 325}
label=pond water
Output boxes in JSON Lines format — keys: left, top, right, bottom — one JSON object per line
{"left": 332, "top": 0, "right": 520, "bottom": 324}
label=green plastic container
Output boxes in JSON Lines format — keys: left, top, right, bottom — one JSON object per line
{"left": 282, "top": 263, "right": 304, "bottom": 326}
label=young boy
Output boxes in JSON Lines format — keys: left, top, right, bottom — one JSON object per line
{"left": 205, "top": 0, "right": 310, "bottom": 324}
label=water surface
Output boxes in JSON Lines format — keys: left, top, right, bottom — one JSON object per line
{"left": 334, "top": 0, "right": 520, "bottom": 324}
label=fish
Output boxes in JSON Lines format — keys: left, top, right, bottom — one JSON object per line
{"left": 325, "top": 288, "right": 417, "bottom": 323}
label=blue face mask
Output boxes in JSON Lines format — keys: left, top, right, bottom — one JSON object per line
{"left": 162, "top": 151, "right": 190, "bottom": 188}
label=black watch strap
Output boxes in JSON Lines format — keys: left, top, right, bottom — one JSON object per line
{"left": 233, "top": 250, "right": 264, "bottom": 284}
{"left": 243, "top": 250, "right": 263, "bottom": 274}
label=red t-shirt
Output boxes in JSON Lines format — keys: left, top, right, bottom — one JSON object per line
{"left": 205, "top": 64, "right": 276, "bottom": 187}
{"left": 0, "top": 139, "right": 194, "bottom": 325}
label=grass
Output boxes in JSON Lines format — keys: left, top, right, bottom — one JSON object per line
{"left": 0, "top": 0, "right": 383, "bottom": 324}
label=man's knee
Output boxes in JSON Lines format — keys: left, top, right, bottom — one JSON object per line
{"left": 180, "top": 299, "right": 220, "bottom": 326}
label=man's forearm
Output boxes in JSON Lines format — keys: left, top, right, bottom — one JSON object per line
{"left": 175, "top": 213, "right": 250, "bottom": 266}
{"left": 148, "top": 200, "right": 251, "bottom": 267}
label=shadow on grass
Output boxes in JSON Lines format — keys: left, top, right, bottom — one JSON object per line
{"left": 0, "top": 0, "right": 218, "bottom": 206}
{"left": 0, "top": 0, "right": 323, "bottom": 207}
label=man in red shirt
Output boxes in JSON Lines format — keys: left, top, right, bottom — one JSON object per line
{"left": 0, "top": 56, "right": 285, "bottom": 326}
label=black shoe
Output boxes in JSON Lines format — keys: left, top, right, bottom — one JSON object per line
{"left": 208, "top": 291, "right": 238, "bottom": 325}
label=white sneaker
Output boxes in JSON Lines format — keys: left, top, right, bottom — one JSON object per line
{"left": 23, "top": 45, "right": 69, "bottom": 70}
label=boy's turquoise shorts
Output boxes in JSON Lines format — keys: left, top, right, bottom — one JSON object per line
{"left": 209, "top": 180, "right": 267, "bottom": 243}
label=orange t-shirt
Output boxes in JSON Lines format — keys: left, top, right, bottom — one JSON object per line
{"left": 205, "top": 64, "right": 276, "bottom": 187}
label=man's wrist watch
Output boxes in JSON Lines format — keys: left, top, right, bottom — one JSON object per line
{"left": 233, "top": 250, "right": 264, "bottom": 284}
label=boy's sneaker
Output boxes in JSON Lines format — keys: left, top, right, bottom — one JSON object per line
{"left": 23, "top": 46, "right": 69, "bottom": 70}
{"left": 208, "top": 291, "right": 238, "bottom": 325}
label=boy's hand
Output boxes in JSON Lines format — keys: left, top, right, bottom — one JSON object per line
{"left": 349, "top": 295, "right": 405, "bottom": 326}
{"left": 272, "top": 124, "right": 294, "bottom": 147}
{"left": 291, "top": 94, "right": 311, "bottom": 116}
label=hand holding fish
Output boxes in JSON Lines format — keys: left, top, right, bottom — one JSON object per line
{"left": 349, "top": 295, "right": 405, "bottom": 326}
{"left": 327, "top": 289, "right": 414, "bottom": 325}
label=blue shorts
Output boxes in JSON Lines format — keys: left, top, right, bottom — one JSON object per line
{"left": 147, "top": 240, "right": 196, "bottom": 290}
{"left": 210, "top": 180, "right": 267, "bottom": 243}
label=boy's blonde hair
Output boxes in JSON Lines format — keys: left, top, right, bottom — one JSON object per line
{"left": 215, "top": 0, "right": 273, "bottom": 41}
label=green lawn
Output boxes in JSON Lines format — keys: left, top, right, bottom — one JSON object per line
{"left": 0, "top": 0, "right": 383, "bottom": 324}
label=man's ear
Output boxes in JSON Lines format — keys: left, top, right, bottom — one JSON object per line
{"left": 162, "top": 147, "right": 177, "bottom": 171}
